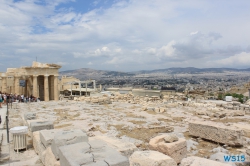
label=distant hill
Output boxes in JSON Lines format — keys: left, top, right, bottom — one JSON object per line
{"left": 132, "top": 67, "right": 250, "bottom": 74}
{"left": 59, "top": 68, "right": 135, "bottom": 80}
{"left": 59, "top": 67, "right": 250, "bottom": 79}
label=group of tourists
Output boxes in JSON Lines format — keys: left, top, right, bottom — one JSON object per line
{"left": 0, "top": 91, "right": 40, "bottom": 108}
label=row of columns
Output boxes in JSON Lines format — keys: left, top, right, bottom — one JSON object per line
{"left": 32, "top": 75, "right": 59, "bottom": 101}
{"left": 0, "top": 75, "right": 59, "bottom": 101}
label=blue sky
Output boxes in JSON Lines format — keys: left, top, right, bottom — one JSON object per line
{"left": 0, "top": 0, "right": 250, "bottom": 71}
{"left": 55, "top": 0, "right": 114, "bottom": 13}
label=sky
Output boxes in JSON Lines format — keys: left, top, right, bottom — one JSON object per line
{"left": 0, "top": 0, "right": 250, "bottom": 72}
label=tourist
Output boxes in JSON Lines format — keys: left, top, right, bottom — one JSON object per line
{"left": 0, "top": 92, "right": 3, "bottom": 108}
{"left": 6, "top": 94, "right": 10, "bottom": 104}
{"left": 3, "top": 93, "right": 6, "bottom": 105}
{"left": 8, "top": 94, "right": 12, "bottom": 104}
{"left": 17, "top": 95, "right": 21, "bottom": 102}
{"left": 21, "top": 94, "right": 24, "bottom": 102}
{"left": 59, "top": 94, "right": 63, "bottom": 101}
{"left": 11, "top": 93, "right": 15, "bottom": 102}
{"left": 23, "top": 96, "right": 27, "bottom": 103}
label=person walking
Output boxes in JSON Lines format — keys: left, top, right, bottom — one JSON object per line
{"left": 7, "top": 94, "right": 12, "bottom": 104}
{"left": 0, "top": 92, "right": 3, "bottom": 108}
{"left": 21, "top": 94, "right": 24, "bottom": 102}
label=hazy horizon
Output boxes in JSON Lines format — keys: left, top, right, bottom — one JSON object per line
{"left": 1, "top": 0, "right": 250, "bottom": 72}
{"left": 59, "top": 66, "right": 250, "bottom": 73}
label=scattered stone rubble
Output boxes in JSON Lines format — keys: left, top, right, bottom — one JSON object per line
{"left": 2, "top": 92, "right": 250, "bottom": 165}
{"left": 24, "top": 113, "right": 36, "bottom": 120}
{"left": 164, "top": 133, "right": 179, "bottom": 143}
{"left": 30, "top": 121, "right": 54, "bottom": 132}
{"left": 149, "top": 134, "right": 187, "bottom": 163}
{"left": 129, "top": 150, "right": 177, "bottom": 166}
{"left": 74, "top": 95, "right": 112, "bottom": 105}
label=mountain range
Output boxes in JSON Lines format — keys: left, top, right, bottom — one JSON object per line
{"left": 59, "top": 67, "right": 250, "bottom": 80}
{"left": 134, "top": 67, "right": 250, "bottom": 74}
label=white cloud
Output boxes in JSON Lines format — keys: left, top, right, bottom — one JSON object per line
{"left": 190, "top": 31, "right": 199, "bottom": 35}
{"left": 158, "top": 41, "right": 176, "bottom": 57}
{"left": 57, "top": 61, "right": 68, "bottom": 65}
{"left": 216, "top": 52, "right": 250, "bottom": 65}
{"left": 51, "top": 12, "right": 77, "bottom": 24}
{"left": 114, "top": 48, "right": 121, "bottom": 53}
{"left": 0, "top": 0, "right": 250, "bottom": 71}
{"left": 92, "top": 0, "right": 100, "bottom": 6}
{"left": 87, "top": 62, "right": 93, "bottom": 65}
{"left": 147, "top": 48, "right": 156, "bottom": 55}
{"left": 94, "top": 47, "right": 110, "bottom": 56}
{"left": 132, "top": 50, "right": 142, "bottom": 54}
{"left": 94, "top": 49, "right": 101, "bottom": 56}
{"left": 73, "top": 46, "right": 119, "bottom": 58}
{"left": 105, "top": 57, "right": 119, "bottom": 64}
{"left": 73, "top": 52, "right": 84, "bottom": 58}
{"left": 16, "top": 49, "right": 29, "bottom": 53}
{"left": 101, "top": 47, "right": 110, "bottom": 52}
{"left": 93, "top": 46, "right": 120, "bottom": 56}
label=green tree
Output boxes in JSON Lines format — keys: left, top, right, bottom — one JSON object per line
{"left": 218, "top": 94, "right": 223, "bottom": 100}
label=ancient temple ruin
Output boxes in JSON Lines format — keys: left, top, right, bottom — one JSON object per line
{"left": 0, "top": 62, "right": 61, "bottom": 101}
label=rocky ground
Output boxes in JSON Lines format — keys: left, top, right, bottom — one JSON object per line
{"left": 1, "top": 95, "right": 250, "bottom": 165}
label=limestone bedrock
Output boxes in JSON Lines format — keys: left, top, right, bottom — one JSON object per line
{"left": 59, "top": 140, "right": 129, "bottom": 166}
{"left": 51, "top": 129, "right": 88, "bottom": 159}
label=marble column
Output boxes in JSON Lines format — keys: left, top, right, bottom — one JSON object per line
{"left": 70, "top": 83, "right": 72, "bottom": 96}
{"left": 54, "top": 75, "right": 59, "bottom": 101}
{"left": 85, "top": 82, "right": 87, "bottom": 96}
{"left": 33, "top": 75, "right": 38, "bottom": 97}
{"left": 27, "top": 79, "right": 31, "bottom": 96}
{"left": 79, "top": 81, "right": 81, "bottom": 96}
{"left": 1, "top": 76, "right": 7, "bottom": 93}
{"left": 15, "top": 76, "right": 20, "bottom": 95}
{"left": 99, "top": 84, "right": 102, "bottom": 92}
{"left": 44, "top": 75, "right": 49, "bottom": 101}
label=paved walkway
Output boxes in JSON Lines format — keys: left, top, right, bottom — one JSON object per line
{"left": 0, "top": 105, "right": 7, "bottom": 130}
{"left": 0, "top": 103, "right": 42, "bottom": 165}
{"left": 0, "top": 105, "right": 8, "bottom": 145}
{"left": 0, "top": 105, "right": 8, "bottom": 163}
